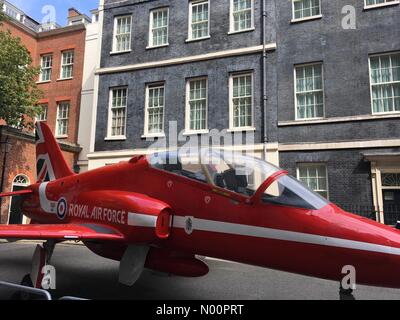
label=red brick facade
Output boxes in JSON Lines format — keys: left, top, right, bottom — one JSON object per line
{"left": 0, "top": 17, "right": 86, "bottom": 224}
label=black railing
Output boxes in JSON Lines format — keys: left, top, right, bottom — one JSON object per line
{"left": 339, "top": 204, "right": 400, "bottom": 226}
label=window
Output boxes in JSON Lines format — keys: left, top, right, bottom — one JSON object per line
{"left": 230, "top": 0, "right": 254, "bottom": 33}
{"left": 297, "top": 164, "right": 328, "bottom": 199}
{"left": 108, "top": 88, "right": 128, "bottom": 138}
{"left": 188, "top": 0, "right": 209, "bottom": 40}
{"left": 365, "top": 0, "right": 399, "bottom": 8}
{"left": 149, "top": 8, "right": 169, "bottom": 47}
{"left": 113, "top": 15, "right": 132, "bottom": 53}
{"left": 40, "top": 55, "right": 52, "bottom": 82}
{"left": 369, "top": 53, "right": 400, "bottom": 114}
{"left": 263, "top": 175, "right": 328, "bottom": 210}
{"left": 295, "top": 63, "right": 324, "bottom": 120}
{"left": 13, "top": 175, "right": 29, "bottom": 186}
{"left": 230, "top": 73, "right": 254, "bottom": 129}
{"left": 36, "top": 104, "right": 48, "bottom": 122}
{"left": 56, "top": 102, "right": 69, "bottom": 137}
{"left": 292, "top": 0, "right": 321, "bottom": 20}
{"left": 60, "top": 51, "right": 74, "bottom": 79}
{"left": 145, "top": 83, "right": 165, "bottom": 136}
{"left": 186, "top": 78, "right": 208, "bottom": 133}
{"left": 382, "top": 173, "right": 400, "bottom": 187}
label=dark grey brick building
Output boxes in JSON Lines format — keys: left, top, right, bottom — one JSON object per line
{"left": 90, "top": 0, "right": 400, "bottom": 224}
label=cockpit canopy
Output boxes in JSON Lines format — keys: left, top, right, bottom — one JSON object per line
{"left": 147, "top": 149, "right": 328, "bottom": 210}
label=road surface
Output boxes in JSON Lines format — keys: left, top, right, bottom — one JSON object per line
{"left": 0, "top": 241, "right": 399, "bottom": 300}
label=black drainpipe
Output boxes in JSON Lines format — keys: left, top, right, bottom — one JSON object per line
{"left": 261, "top": 0, "right": 268, "bottom": 145}
{"left": 0, "top": 127, "right": 8, "bottom": 224}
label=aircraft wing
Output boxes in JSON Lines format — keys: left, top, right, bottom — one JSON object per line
{"left": 0, "top": 224, "right": 124, "bottom": 241}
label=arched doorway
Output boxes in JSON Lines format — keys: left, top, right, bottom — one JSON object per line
{"left": 8, "top": 175, "right": 30, "bottom": 225}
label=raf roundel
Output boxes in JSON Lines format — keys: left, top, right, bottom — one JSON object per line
{"left": 56, "top": 198, "right": 68, "bottom": 220}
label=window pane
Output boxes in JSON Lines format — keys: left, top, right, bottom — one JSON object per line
{"left": 57, "top": 103, "right": 69, "bottom": 136}
{"left": 296, "top": 64, "right": 324, "bottom": 119}
{"left": 297, "top": 164, "right": 328, "bottom": 199}
{"left": 232, "top": 74, "right": 253, "bottom": 128}
{"left": 110, "top": 88, "right": 127, "bottom": 136}
{"left": 370, "top": 53, "right": 400, "bottom": 114}
{"left": 190, "top": 1, "right": 209, "bottom": 39}
{"left": 293, "top": 0, "right": 321, "bottom": 19}
{"left": 147, "top": 85, "right": 165, "bottom": 134}
{"left": 114, "top": 16, "right": 131, "bottom": 52}
{"left": 151, "top": 9, "right": 168, "bottom": 46}
{"left": 188, "top": 79, "right": 207, "bottom": 131}
{"left": 232, "top": 0, "right": 252, "bottom": 31}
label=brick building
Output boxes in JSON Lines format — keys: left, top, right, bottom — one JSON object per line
{"left": 0, "top": 2, "right": 90, "bottom": 224}
{"left": 89, "top": 0, "right": 400, "bottom": 225}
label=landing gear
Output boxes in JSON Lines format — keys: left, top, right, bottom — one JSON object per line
{"left": 11, "top": 240, "right": 56, "bottom": 300}
{"left": 339, "top": 285, "right": 355, "bottom": 300}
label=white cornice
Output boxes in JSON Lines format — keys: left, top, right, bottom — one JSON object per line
{"left": 279, "top": 139, "right": 400, "bottom": 152}
{"left": 96, "top": 43, "right": 277, "bottom": 75}
{"left": 278, "top": 113, "right": 400, "bottom": 127}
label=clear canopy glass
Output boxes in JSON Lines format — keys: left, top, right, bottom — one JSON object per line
{"left": 148, "top": 149, "right": 329, "bottom": 209}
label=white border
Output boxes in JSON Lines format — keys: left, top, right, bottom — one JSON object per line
{"left": 148, "top": 7, "right": 169, "bottom": 49}
{"left": 291, "top": 0, "right": 322, "bottom": 22}
{"left": 294, "top": 62, "right": 325, "bottom": 121}
{"left": 106, "top": 87, "right": 128, "bottom": 140}
{"left": 187, "top": 0, "right": 210, "bottom": 42}
{"left": 364, "top": 0, "right": 400, "bottom": 10}
{"left": 229, "top": 72, "right": 256, "bottom": 131}
{"left": 111, "top": 15, "right": 132, "bottom": 54}
{"left": 7, "top": 174, "right": 30, "bottom": 225}
{"left": 143, "top": 82, "right": 166, "bottom": 138}
{"left": 55, "top": 101, "right": 70, "bottom": 138}
{"left": 368, "top": 51, "right": 400, "bottom": 116}
{"left": 184, "top": 77, "right": 209, "bottom": 135}
{"left": 296, "top": 163, "right": 329, "bottom": 200}
{"left": 229, "top": 0, "right": 255, "bottom": 34}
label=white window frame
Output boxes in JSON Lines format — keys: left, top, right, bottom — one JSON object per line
{"left": 291, "top": 0, "right": 322, "bottom": 23}
{"left": 368, "top": 52, "right": 400, "bottom": 115}
{"left": 55, "top": 102, "right": 69, "bottom": 138}
{"left": 228, "top": 72, "right": 255, "bottom": 132}
{"left": 35, "top": 104, "right": 48, "bottom": 122}
{"left": 148, "top": 7, "right": 169, "bottom": 48}
{"left": 294, "top": 62, "right": 325, "bottom": 121}
{"left": 7, "top": 174, "right": 30, "bottom": 225}
{"left": 187, "top": 0, "right": 210, "bottom": 42}
{"left": 184, "top": 77, "right": 209, "bottom": 135}
{"left": 364, "top": 0, "right": 399, "bottom": 10}
{"left": 143, "top": 83, "right": 166, "bottom": 138}
{"left": 60, "top": 50, "right": 74, "bottom": 80}
{"left": 229, "top": 0, "right": 255, "bottom": 34}
{"left": 112, "top": 15, "right": 132, "bottom": 54}
{"left": 297, "top": 163, "right": 329, "bottom": 200}
{"left": 106, "top": 87, "right": 128, "bottom": 140}
{"left": 39, "top": 54, "right": 52, "bottom": 82}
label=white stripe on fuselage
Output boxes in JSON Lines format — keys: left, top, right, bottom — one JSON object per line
{"left": 127, "top": 212, "right": 157, "bottom": 227}
{"left": 37, "top": 186, "right": 400, "bottom": 257}
{"left": 171, "top": 216, "right": 400, "bottom": 256}
{"left": 39, "top": 182, "right": 57, "bottom": 214}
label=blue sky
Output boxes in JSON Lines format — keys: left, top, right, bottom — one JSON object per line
{"left": 8, "top": 0, "right": 99, "bottom": 25}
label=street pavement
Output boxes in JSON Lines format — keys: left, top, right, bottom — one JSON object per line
{"left": 0, "top": 241, "right": 399, "bottom": 300}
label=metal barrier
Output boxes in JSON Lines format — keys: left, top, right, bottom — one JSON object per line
{"left": 0, "top": 281, "right": 87, "bottom": 300}
{"left": 340, "top": 204, "right": 400, "bottom": 226}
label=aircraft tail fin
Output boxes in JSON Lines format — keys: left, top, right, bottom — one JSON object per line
{"left": 35, "top": 122, "right": 75, "bottom": 182}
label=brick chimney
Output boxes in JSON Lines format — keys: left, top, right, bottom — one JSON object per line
{"left": 68, "top": 8, "right": 81, "bottom": 19}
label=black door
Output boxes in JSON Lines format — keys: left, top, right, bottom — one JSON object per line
{"left": 383, "top": 190, "right": 400, "bottom": 226}
{"left": 8, "top": 185, "right": 25, "bottom": 224}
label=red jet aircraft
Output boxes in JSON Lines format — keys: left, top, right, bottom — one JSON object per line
{"left": 1, "top": 122, "right": 400, "bottom": 297}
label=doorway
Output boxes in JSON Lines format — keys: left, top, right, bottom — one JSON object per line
{"left": 8, "top": 175, "right": 30, "bottom": 225}
{"left": 383, "top": 190, "right": 400, "bottom": 226}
